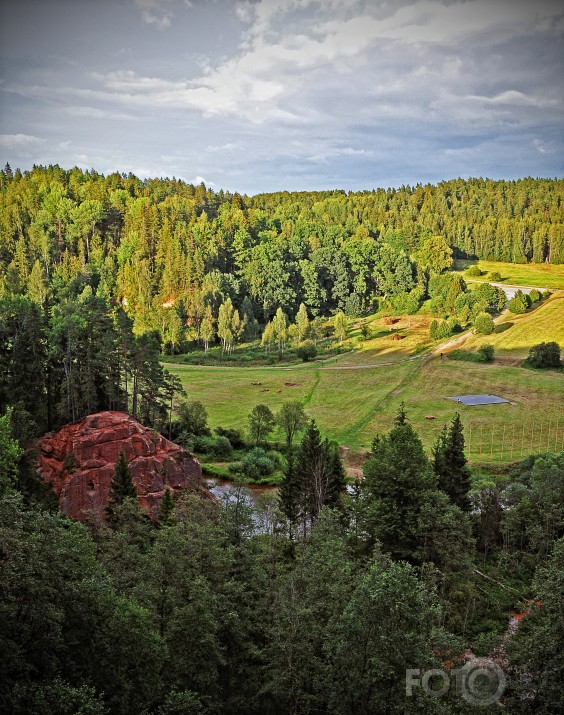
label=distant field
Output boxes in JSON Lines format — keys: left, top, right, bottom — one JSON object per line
{"left": 453, "top": 259, "right": 564, "bottom": 289}
{"left": 461, "top": 294, "right": 564, "bottom": 358}
{"left": 167, "top": 288, "right": 564, "bottom": 467}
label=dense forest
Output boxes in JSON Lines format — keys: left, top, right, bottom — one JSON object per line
{"left": 1, "top": 166, "right": 562, "bottom": 332}
{"left": 2, "top": 401, "right": 564, "bottom": 714}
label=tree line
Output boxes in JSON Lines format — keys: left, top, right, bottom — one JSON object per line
{"left": 1, "top": 165, "right": 562, "bottom": 355}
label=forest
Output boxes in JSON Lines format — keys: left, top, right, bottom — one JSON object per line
{"left": 0, "top": 165, "right": 563, "bottom": 714}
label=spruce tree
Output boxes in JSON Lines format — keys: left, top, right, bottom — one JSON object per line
{"left": 106, "top": 450, "right": 137, "bottom": 524}
{"left": 324, "top": 440, "right": 346, "bottom": 510}
{"left": 158, "top": 486, "right": 175, "bottom": 527}
{"left": 279, "top": 450, "right": 302, "bottom": 539}
{"left": 433, "top": 413, "right": 472, "bottom": 512}
{"left": 362, "top": 404, "right": 436, "bottom": 560}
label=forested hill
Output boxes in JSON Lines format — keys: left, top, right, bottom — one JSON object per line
{"left": 1, "top": 165, "right": 562, "bottom": 329}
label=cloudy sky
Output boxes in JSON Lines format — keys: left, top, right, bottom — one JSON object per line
{"left": 0, "top": 0, "right": 563, "bottom": 194}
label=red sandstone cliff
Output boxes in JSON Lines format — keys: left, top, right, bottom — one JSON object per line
{"left": 38, "top": 411, "right": 204, "bottom": 521}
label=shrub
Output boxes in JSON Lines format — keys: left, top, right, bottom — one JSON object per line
{"left": 466, "top": 265, "right": 482, "bottom": 277}
{"left": 296, "top": 340, "right": 317, "bottom": 362}
{"left": 229, "top": 447, "right": 282, "bottom": 480}
{"left": 446, "top": 317, "right": 462, "bottom": 334}
{"left": 477, "top": 344, "right": 495, "bottom": 362}
{"left": 429, "top": 319, "right": 439, "bottom": 339}
{"left": 474, "top": 312, "right": 495, "bottom": 335}
{"left": 507, "top": 290, "right": 530, "bottom": 314}
{"left": 188, "top": 434, "right": 233, "bottom": 459}
{"left": 215, "top": 426, "right": 246, "bottom": 449}
{"left": 436, "top": 321, "right": 452, "bottom": 340}
{"left": 528, "top": 288, "right": 541, "bottom": 303}
{"left": 527, "top": 342, "right": 561, "bottom": 368}
{"left": 542, "top": 290, "right": 552, "bottom": 300}
{"left": 487, "top": 271, "right": 502, "bottom": 282}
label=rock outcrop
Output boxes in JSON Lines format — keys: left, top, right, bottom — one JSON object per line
{"left": 38, "top": 411, "right": 204, "bottom": 521}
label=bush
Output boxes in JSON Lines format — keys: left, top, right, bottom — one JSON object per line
{"left": 477, "top": 344, "right": 495, "bottom": 362}
{"left": 188, "top": 434, "right": 233, "bottom": 459}
{"left": 474, "top": 312, "right": 495, "bottom": 335}
{"left": 436, "top": 321, "right": 452, "bottom": 340}
{"left": 296, "top": 340, "right": 317, "bottom": 362}
{"left": 527, "top": 342, "right": 561, "bottom": 368}
{"left": 528, "top": 288, "right": 541, "bottom": 303}
{"left": 487, "top": 271, "right": 502, "bottom": 282}
{"left": 542, "top": 290, "right": 552, "bottom": 300}
{"left": 429, "top": 319, "right": 439, "bottom": 339}
{"left": 508, "top": 290, "right": 531, "bottom": 315}
{"left": 466, "top": 265, "right": 482, "bottom": 277}
{"left": 229, "top": 447, "right": 282, "bottom": 480}
{"left": 215, "top": 426, "right": 246, "bottom": 449}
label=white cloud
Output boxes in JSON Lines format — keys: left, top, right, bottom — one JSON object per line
{"left": 0, "top": 133, "right": 42, "bottom": 148}
{"left": 134, "top": 0, "right": 192, "bottom": 30}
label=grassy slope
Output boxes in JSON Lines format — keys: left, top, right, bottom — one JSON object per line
{"left": 460, "top": 295, "right": 564, "bottom": 358}
{"left": 454, "top": 259, "right": 564, "bottom": 289}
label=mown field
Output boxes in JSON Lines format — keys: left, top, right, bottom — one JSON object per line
{"left": 453, "top": 259, "right": 564, "bottom": 289}
{"left": 169, "top": 281, "right": 564, "bottom": 467}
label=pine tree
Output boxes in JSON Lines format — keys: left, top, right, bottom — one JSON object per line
{"left": 433, "top": 413, "right": 472, "bottom": 512}
{"left": 106, "top": 450, "right": 137, "bottom": 524}
{"left": 325, "top": 440, "right": 346, "bottom": 510}
{"left": 361, "top": 404, "right": 437, "bottom": 560}
{"left": 158, "top": 486, "right": 175, "bottom": 527}
{"left": 279, "top": 450, "right": 302, "bottom": 539}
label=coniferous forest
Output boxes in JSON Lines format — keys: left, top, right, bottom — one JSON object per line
{"left": 0, "top": 165, "right": 563, "bottom": 714}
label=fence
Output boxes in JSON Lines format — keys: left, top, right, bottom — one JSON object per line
{"left": 465, "top": 416, "right": 563, "bottom": 465}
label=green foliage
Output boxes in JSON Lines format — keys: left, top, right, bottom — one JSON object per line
{"left": 436, "top": 320, "right": 452, "bottom": 340}
{"left": 487, "top": 270, "right": 502, "bottom": 281}
{"left": 433, "top": 414, "right": 472, "bottom": 511}
{"left": 106, "top": 451, "right": 138, "bottom": 525}
{"left": 229, "top": 447, "right": 282, "bottom": 480}
{"left": 214, "top": 426, "right": 245, "bottom": 449}
{"left": 465, "top": 265, "right": 483, "bottom": 277}
{"left": 188, "top": 434, "right": 233, "bottom": 459}
{"left": 474, "top": 311, "right": 495, "bottom": 335}
{"left": 276, "top": 400, "right": 308, "bottom": 448}
{"left": 0, "top": 407, "right": 23, "bottom": 495}
{"left": 527, "top": 341, "right": 561, "bottom": 368}
{"left": 176, "top": 400, "right": 210, "bottom": 437}
{"left": 477, "top": 343, "right": 495, "bottom": 362}
{"left": 360, "top": 406, "right": 436, "bottom": 560}
{"left": 507, "top": 289, "right": 531, "bottom": 314}
{"left": 296, "top": 339, "right": 317, "bottom": 361}
{"left": 248, "top": 403, "right": 275, "bottom": 445}
{"left": 528, "top": 288, "right": 541, "bottom": 303}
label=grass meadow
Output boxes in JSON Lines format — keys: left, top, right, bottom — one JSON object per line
{"left": 168, "top": 278, "right": 564, "bottom": 469}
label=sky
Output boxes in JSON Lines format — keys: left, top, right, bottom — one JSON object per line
{"left": 0, "top": 0, "right": 563, "bottom": 194}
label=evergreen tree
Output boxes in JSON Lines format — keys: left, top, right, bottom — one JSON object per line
{"left": 279, "top": 450, "right": 302, "bottom": 539}
{"left": 158, "top": 487, "right": 175, "bottom": 527}
{"left": 361, "top": 405, "right": 436, "bottom": 560}
{"left": 106, "top": 450, "right": 137, "bottom": 524}
{"left": 433, "top": 413, "right": 472, "bottom": 512}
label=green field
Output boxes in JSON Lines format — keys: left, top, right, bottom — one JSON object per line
{"left": 453, "top": 259, "right": 564, "bottom": 289}
{"left": 169, "top": 274, "right": 564, "bottom": 468}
